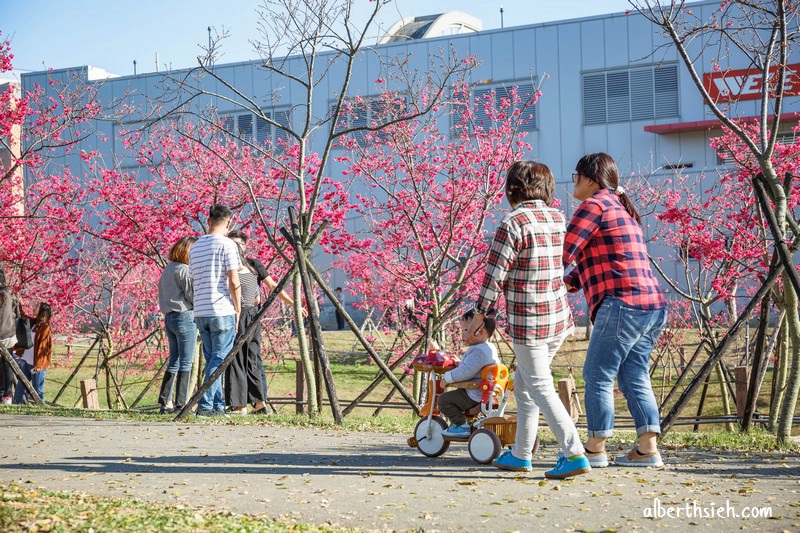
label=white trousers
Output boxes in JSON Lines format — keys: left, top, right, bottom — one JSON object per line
{"left": 511, "top": 336, "right": 585, "bottom": 460}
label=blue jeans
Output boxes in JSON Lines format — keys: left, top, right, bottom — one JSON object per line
{"left": 583, "top": 296, "right": 667, "bottom": 438}
{"left": 165, "top": 311, "right": 197, "bottom": 373}
{"left": 32, "top": 370, "right": 46, "bottom": 402}
{"left": 195, "top": 315, "right": 236, "bottom": 411}
{"left": 13, "top": 359, "right": 32, "bottom": 404}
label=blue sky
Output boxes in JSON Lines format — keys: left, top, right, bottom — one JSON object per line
{"left": 1, "top": 0, "right": 634, "bottom": 76}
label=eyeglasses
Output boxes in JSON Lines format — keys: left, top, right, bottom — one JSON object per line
{"left": 571, "top": 172, "right": 581, "bottom": 184}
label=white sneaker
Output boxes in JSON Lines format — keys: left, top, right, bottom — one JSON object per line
{"left": 614, "top": 448, "right": 664, "bottom": 467}
{"left": 1, "top": 396, "right": 11, "bottom": 405}
{"left": 586, "top": 451, "right": 609, "bottom": 468}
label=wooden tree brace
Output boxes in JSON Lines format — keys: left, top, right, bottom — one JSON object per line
{"left": 558, "top": 377, "right": 580, "bottom": 423}
{"left": 80, "top": 378, "right": 100, "bottom": 410}
{"left": 0, "top": 344, "right": 43, "bottom": 405}
{"left": 660, "top": 263, "right": 783, "bottom": 434}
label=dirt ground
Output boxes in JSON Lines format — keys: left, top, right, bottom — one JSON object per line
{"left": 0, "top": 415, "right": 798, "bottom": 532}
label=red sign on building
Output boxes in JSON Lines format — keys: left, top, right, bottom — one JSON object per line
{"left": 703, "top": 64, "right": 800, "bottom": 103}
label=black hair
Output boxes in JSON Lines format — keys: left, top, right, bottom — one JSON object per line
{"left": 461, "top": 309, "right": 496, "bottom": 337}
{"left": 228, "top": 229, "right": 248, "bottom": 243}
{"left": 575, "top": 152, "right": 641, "bottom": 224}
{"left": 208, "top": 204, "right": 232, "bottom": 227}
{"left": 335, "top": 287, "right": 342, "bottom": 292}
{"left": 36, "top": 302, "right": 52, "bottom": 325}
{"left": 505, "top": 160, "right": 555, "bottom": 206}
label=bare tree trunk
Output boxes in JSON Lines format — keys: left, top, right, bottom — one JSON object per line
{"left": 777, "top": 273, "right": 800, "bottom": 442}
{"left": 725, "top": 279, "right": 739, "bottom": 324}
{"left": 293, "top": 270, "right": 317, "bottom": 415}
{"left": 716, "top": 362, "right": 735, "bottom": 431}
{"left": 284, "top": 208, "right": 342, "bottom": 424}
{"left": 768, "top": 323, "right": 788, "bottom": 433}
{"left": 188, "top": 333, "right": 201, "bottom": 398}
{"left": 585, "top": 303, "right": 593, "bottom": 340}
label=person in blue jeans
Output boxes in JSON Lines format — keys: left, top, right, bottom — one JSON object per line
{"left": 563, "top": 153, "right": 667, "bottom": 468}
{"left": 158, "top": 236, "right": 198, "bottom": 414}
{"left": 12, "top": 351, "right": 33, "bottom": 404}
{"left": 188, "top": 205, "right": 242, "bottom": 416}
{"left": 12, "top": 302, "right": 52, "bottom": 404}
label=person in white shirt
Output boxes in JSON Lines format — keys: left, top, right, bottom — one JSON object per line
{"left": 188, "top": 204, "right": 241, "bottom": 416}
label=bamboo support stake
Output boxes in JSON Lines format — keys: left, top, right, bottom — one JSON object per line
{"left": 130, "top": 357, "right": 168, "bottom": 409}
{"left": 302, "top": 256, "right": 420, "bottom": 415}
{"left": 0, "top": 343, "right": 43, "bottom": 405}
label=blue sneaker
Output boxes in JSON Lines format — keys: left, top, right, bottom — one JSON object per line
{"left": 492, "top": 450, "right": 532, "bottom": 472}
{"left": 442, "top": 423, "right": 470, "bottom": 439}
{"left": 545, "top": 455, "right": 591, "bottom": 479}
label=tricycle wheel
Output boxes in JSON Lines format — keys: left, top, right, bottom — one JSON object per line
{"left": 468, "top": 428, "right": 502, "bottom": 464}
{"left": 413, "top": 416, "right": 450, "bottom": 457}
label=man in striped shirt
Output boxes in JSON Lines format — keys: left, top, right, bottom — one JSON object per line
{"left": 188, "top": 204, "right": 242, "bottom": 416}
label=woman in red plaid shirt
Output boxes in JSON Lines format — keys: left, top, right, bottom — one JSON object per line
{"left": 564, "top": 152, "right": 667, "bottom": 468}
{"left": 470, "top": 160, "right": 590, "bottom": 480}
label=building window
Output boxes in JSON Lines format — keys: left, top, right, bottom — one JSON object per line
{"left": 221, "top": 109, "right": 292, "bottom": 146}
{"left": 330, "top": 96, "right": 406, "bottom": 144}
{"left": 452, "top": 80, "right": 537, "bottom": 133}
{"left": 583, "top": 64, "right": 678, "bottom": 125}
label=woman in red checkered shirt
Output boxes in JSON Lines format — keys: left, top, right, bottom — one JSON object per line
{"left": 471, "top": 160, "right": 590, "bottom": 480}
{"left": 563, "top": 152, "right": 667, "bottom": 469}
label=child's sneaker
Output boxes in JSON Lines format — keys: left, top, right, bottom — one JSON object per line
{"left": 1, "top": 396, "right": 11, "bottom": 405}
{"left": 545, "top": 455, "right": 591, "bottom": 479}
{"left": 442, "top": 423, "right": 470, "bottom": 439}
{"left": 492, "top": 450, "right": 532, "bottom": 472}
{"left": 614, "top": 448, "right": 663, "bottom": 467}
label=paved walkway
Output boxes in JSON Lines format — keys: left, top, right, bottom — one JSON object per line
{"left": 0, "top": 415, "right": 798, "bottom": 531}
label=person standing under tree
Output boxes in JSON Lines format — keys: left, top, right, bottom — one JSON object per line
{"left": 0, "top": 266, "right": 19, "bottom": 404}
{"left": 157, "top": 236, "right": 197, "bottom": 414}
{"left": 334, "top": 287, "right": 345, "bottom": 331}
{"left": 188, "top": 205, "right": 241, "bottom": 417}
{"left": 227, "top": 229, "right": 299, "bottom": 409}
{"left": 29, "top": 303, "right": 52, "bottom": 403}
{"left": 225, "top": 241, "right": 268, "bottom": 414}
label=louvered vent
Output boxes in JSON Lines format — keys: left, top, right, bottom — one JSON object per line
{"left": 583, "top": 64, "right": 679, "bottom": 124}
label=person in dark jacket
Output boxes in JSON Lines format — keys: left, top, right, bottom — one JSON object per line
{"left": 228, "top": 230, "right": 298, "bottom": 411}
{"left": 0, "top": 266, "right": 19, "bottom": 404}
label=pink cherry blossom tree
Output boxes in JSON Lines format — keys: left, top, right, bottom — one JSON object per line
{"left": 633, "top": 0, "right": 800, "bottom": 442}
{"left": 150, "top": 0, "right": 477, "bottom": 420}
{"left": 336, "top": 83, "right": 538, "bottom": 401}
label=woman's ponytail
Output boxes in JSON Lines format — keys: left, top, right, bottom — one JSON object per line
{"left": 616, "top": 192, "right": 641, "bottom": 225}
